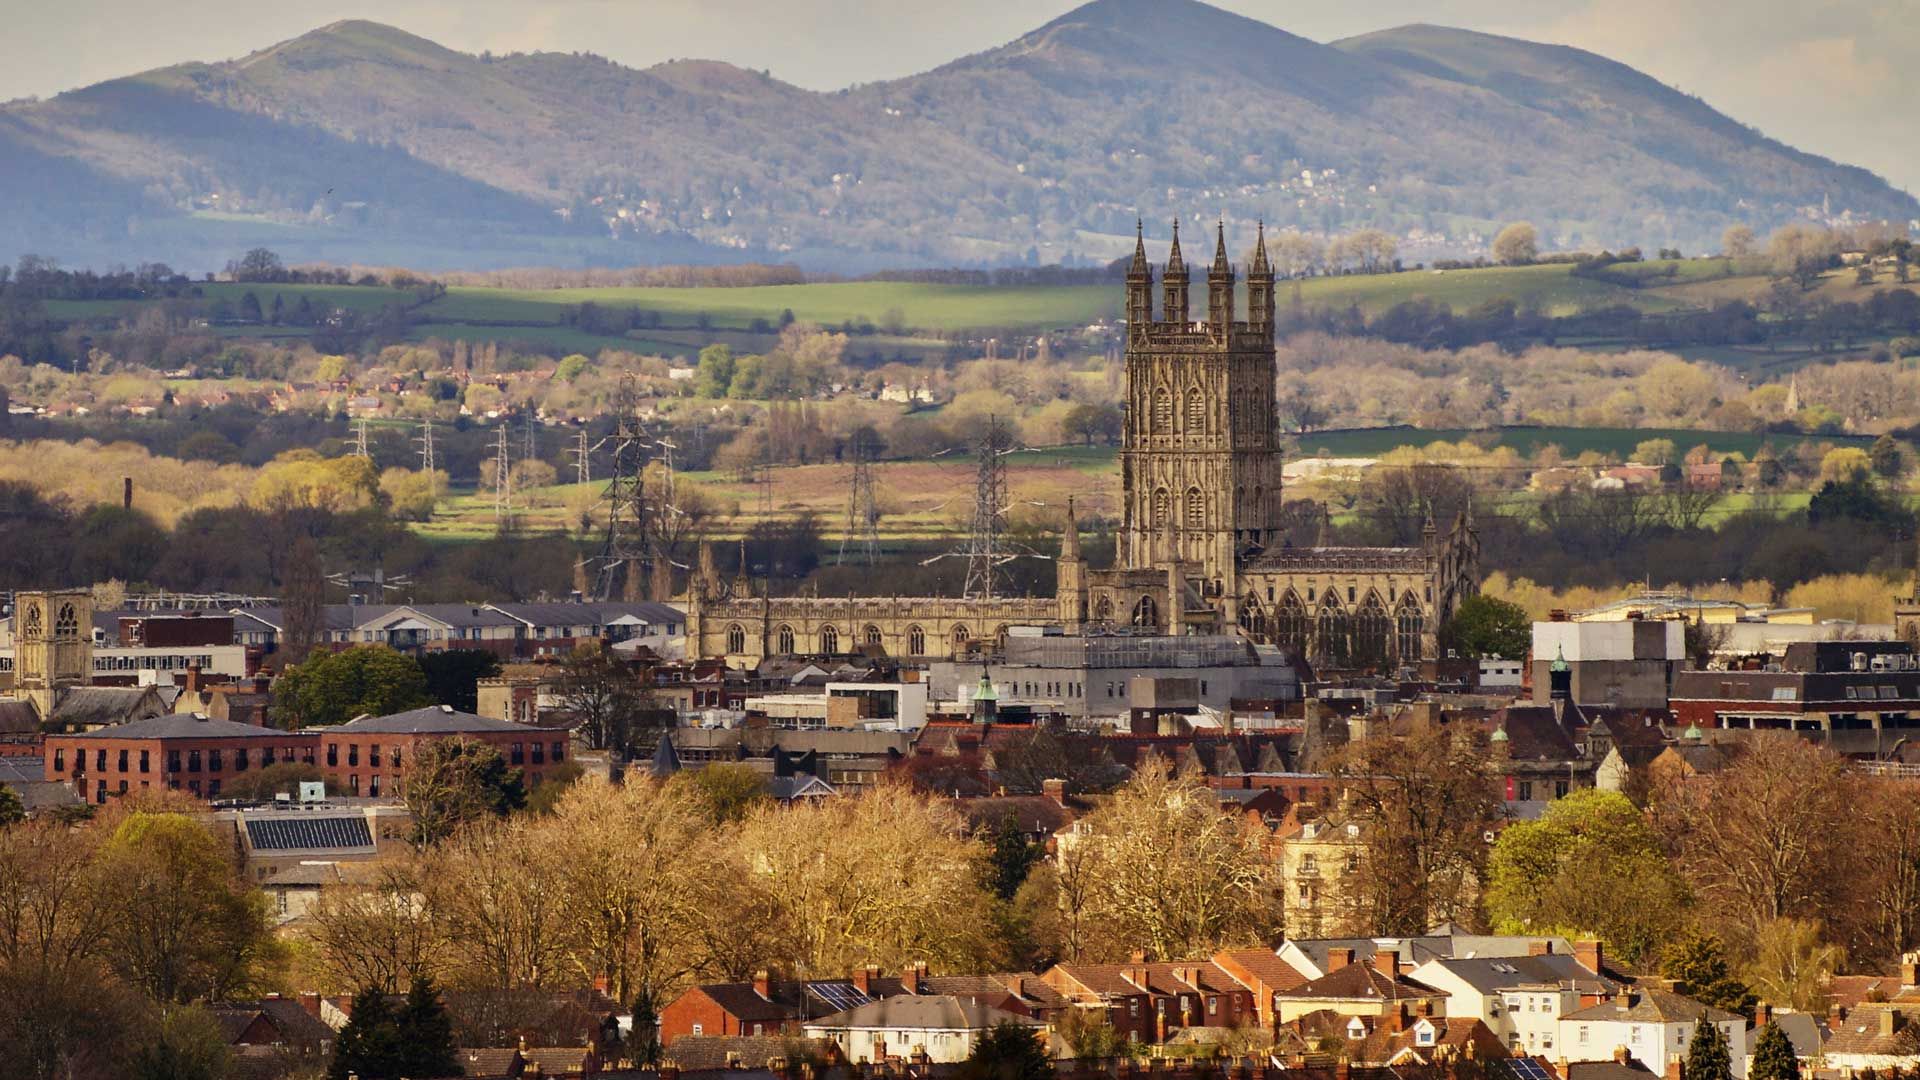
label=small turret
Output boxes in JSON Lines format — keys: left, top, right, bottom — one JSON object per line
{"left": 732, "top": 536, "right": 752, "bottom": 598}
{"left": 1162, "top": 219, "right": 1190, "bottom": 326}
{"left": 698, "top": 540, "right": 719, "bottom": 598}
{"left": 1247, "top": 221, "right": 1275, "bottom": 332}
{"left": 1208, "top": 220, "right": 1235, "bottom": 329}
{"left": 1062, "top": 495, "right": 1082, "bottom": 562}
{"left": 1126, "top": 219, "right": 1154, "bottom": 330}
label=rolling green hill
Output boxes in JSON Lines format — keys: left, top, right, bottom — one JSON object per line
{"left": 2, "top": 0, "right": 1911, "bottom": 272}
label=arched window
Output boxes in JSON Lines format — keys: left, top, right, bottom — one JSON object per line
{"left": 907, "top": 625, "right": 926, "bottom": 655}
{"left": 1152, "top": 387, "right": 1173, "bottom": 433}
{"left": 951, "top": 624, "right": 971, "bottom": 656}
{"left": 1152, "top": 488, "right": 1171, "bottom": 527}
{"left": 775, "top": 624, "right": 795, "bottom": 655}
{"left": 21, "top": 604, "right": 40, "bottom": 639}
{"left": 993, "top": 625, "right": 1010, "bottom": 649}
{"left": 1355, "top": 593, "right": 1390, "bottom": 668}
{"left": 55, "top": 603, "right": 77, "bottom": 638}
{"left": 819, "top": 625, "right": 839, "bottom": 654}
{"left": 1315, "top": 595, "right": 1350, "bottom": 668}
{"left": 1185, "top": 487, "right": 1206, "bottom": 528}
{"left": 1131, "top": 595, "right": 1159, "bottom": 629}
{"left": 1092, "top": 595, "right": 1114, "bottom": 623}
{"left": 725, "top": 624, "right": 745, "bottom": 654}
{"left": 1396, "top": 597, "right": 1426, "bottom": 662}
{"left": 1239, "top": 595, "right": 1267, "bottom": 640}
{"left": 1276, "top": 590, "right": 1310, "bottom": 651}
{"left": 864, "top": 624, "right": 883, "bottom": 647}
{"left": 1185, "top": 387, "right": 1206, "bottom": 434}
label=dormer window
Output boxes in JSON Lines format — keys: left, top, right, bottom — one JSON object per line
{"left": 1415, "top": 1021, "right": 1436, "bottom": 1047}
{"left": 1347, "top": 1018, "right": 1367, "bottom": 1040}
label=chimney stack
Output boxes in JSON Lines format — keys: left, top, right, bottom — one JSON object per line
{"left": 1903, "top": 955, "right": 1919, "bottom": 989}
{"left": 1574, "top": 940, "right": 1603, "bottom": 977}
{"left": 854, "top": 964, "right": 877, "bottom": 995}
{"left": 1374, "top": 949, "right": 1399, "bottom": 979}
{"left": 1042, "top": 778, "right": 1068, "bottom": 808}
{"left": 1328, "top": 948, "right": 1355, "bottom": 972}
{"left": 1664, "top": 1054, "right": 1683, "bottom": 1080}
{"left": 754, "top": 970, "right": 772, "bottom": 1000}
{"left": 1881, "top": 1009, "right": 1899, "bottom": 1037}
{"left": 1529, "top": 940, "right": 1553, "bottom": 956}
{"left": 123, "top": 476, "right": 133, "bottom": 509}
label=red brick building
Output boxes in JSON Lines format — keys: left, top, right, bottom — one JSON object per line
{"left": 319, "top": 705, "right": 564, "bottom": 798}
{"left": 1040, "top": 957, "right": 1258, "bottom": 1044}
{"left": 43, "top": 714, "right": 319, "bottom": 804}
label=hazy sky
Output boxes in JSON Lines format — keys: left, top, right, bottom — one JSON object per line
{"left": 7, "top": 0, "right": 1916, "bottom": 193}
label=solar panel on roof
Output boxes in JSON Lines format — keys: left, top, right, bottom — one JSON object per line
{"left": 1503, "top": 1059, "right": 1552, "bottom": 1080}
{"left": 806, "top": 982, "right": 872, "bottom": 1014}
{"left": 245, "top": 816, "right": 374, "bottom": 851}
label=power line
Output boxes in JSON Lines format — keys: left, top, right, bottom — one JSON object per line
{"left": 353, "top": 417, "right": 371, "bottom": 459}
{"left": 491, "top": 424, "right": 513, "bottom": 527}
{"left": 837, "top": 429, "right": 881, "bottom": 566}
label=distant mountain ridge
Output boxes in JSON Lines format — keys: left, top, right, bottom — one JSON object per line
{"left": 1, "top": 0, "right": 1912, "bottom": 272}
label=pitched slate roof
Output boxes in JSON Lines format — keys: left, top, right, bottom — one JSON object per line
{"left": 804, "top": 995, "right": 1037, "bottom": 1032}
{"left": 1824, "top": 1007, "right": 1920, "bottom": 1058}
{"left": 69, "top": 713, "right": 293, "bottom": 739}
{"left": 335, "top": 705, "right": 528, "bottom": 734}
{"left": 49, "top": 686, "right": 168, "bottom": 728}
{"left": 0, "top": 701, "right": 39, "bottom": 734}
{"left": 1422, "top": 954, "right": 1617, "bottom": 996}
{"left": 1562, "top": 988, "right": 1741, "bottom": 1024}
{"left": 1281, "top": 963, "right": 1438, "bottom": 1003}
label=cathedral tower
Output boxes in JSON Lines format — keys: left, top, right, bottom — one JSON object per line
{"left": 13, "top": 589, "right": 91, "bottom": 720}
{"left": 1119, "top": 222, "right": 1285, "bottom": 594}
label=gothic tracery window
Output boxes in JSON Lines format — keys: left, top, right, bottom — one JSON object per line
{"left": 907, "top": 625, "right": 926, "bottom": 655}
{"left": 1185, "top": 487, "right": 1205, "bottom": 528}
{"left": 1239, "top": 595, "right": 1267, "bottom": 639}
{"left": 1396, "top": 597, "right": 1426, "bottom": 662}
{"left": 776, "top": 624, "right": 795, "bottom": 654}
{"left": 1355, "top": 593, "right": 1391, "bottom": 667}
{"left": 951, "top": 624, "right": 971, "bottom": 655}
{"left": 1092, "top": 595, "right": 1114, "bottom": 623}
{"left": 1131, "top": 595, "right": 1159, "bottom": 629}
{"left": 1152, "top": 488, "right": 1172, "bottom": 527}
{"left": 864, "top": 625, "right": 883, "bottom": 647}
{"left": 1185, "top": 387, "right": 1206, "bottom": 434}
{"left": 1276, "top": 590, "right": 1310, "bottom": 651}
{"left": 1315, "top": 595, "right": 1350, "bottom": 668}
{"left": 725, "top": 624, "right": 745, "bottom": 653}
{"left": 1152, "top": 387, "right": 1173, "bottom": 433}
{"left": 55, "top": 604, "right": 77, "bottom": 638}
{"left": 819, "top": 625, "right": 839, "bottom": 654}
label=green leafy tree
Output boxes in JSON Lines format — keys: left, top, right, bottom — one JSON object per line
{"left": 395, "top": 977, "right": 459, "bottom": 1080}
{"left": 330, "top": 987, "right": 401, "bottom": 1080}
{"left": 97, "top": 813, "right": 283, "bottom": 1004}
{"left": 985, "top": 814, "right": 1042, "bottom": 902}
{"left": 1662, "top": 931, "right": 1757, "bottom": 1017}
{"left": 1682, "top": 1014, "right": 1734, "bottom": 1080}
{"left": 0, "top": 783, "right": 24, "bottom": 826}
{"left": 404, "top": 736, "right": 527, "bottom": 845}
{"left": 1484, "top": 790, "right": 1688, "bottom": 965}
{"left": 556, "top": 354, "right": 590, "bottom": 382}
{"left": 1441, "top": 594, "right": 1531, "bottom": 660}
{"left": 1749, "top": 1021, "right": 1799, "bottom": 1080}
{"left": 960, "top": 1021, "right": 1052, "bottom": 1080}
{"left": 130, "top": 1006, "right": 233, "bottom": 1080}
{"left": 695, "top": 343, "right": 736, "bottom": 398}
{"left": 418, "top": 649, "right": 502, "bottom": 715}
{"left": 274, "top": 645, "right": 431, "bottom": 728}
{"left": 1871, "top": 435, "right": 1906, "bottom": 479}
{"left": 678, "top": 762, "right": 769, "bottom": 824}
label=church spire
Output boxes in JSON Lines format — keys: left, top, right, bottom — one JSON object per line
{"left": 1162, "top": 219, "right": 1190, "bottom": 325}
{"left": 1251, "top": 220, "right": 1271, "bottom": 275}
{"left": 1062, "top": 496, "right": 1082, "bottom": 561}
{"left": 1208, "top": 219, "right": 1235, "bottom": 328}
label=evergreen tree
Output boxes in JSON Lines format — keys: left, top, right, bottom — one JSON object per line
{"left": 396, "top": 976, "right": 459, "bottom": 1080}
{"left": 330, "top": 987, "right": 401, "bottom": 1080}
{"left": 630, "top": 991, "right": 663, "bottom": 1068}
{"left": 985, "top": 814, "right": 1042, "bottom": 902}
{"left": 1749, "top": 1021, "right": 1799, "bottom": 1080}
{"left": 1683, "top": 1017, "right": 1734, "bottom": 1080}
{"left": 1662, "top": 932, "right": 1757, "bottom": 1016}
{"left": 960, "top": 1021, "right": 1052, "bottom": 1080}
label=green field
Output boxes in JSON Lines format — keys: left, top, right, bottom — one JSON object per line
{"left": 421, "top": 281, "right": 1119, "bottom": 332}
{"left": 1294, "top": 425, "right": 1874, "bottom": 460}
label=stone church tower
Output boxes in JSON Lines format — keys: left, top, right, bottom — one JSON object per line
{"left": 1118, "top": 220, "right": 1285, "bottom": 598}
{"left": 13, "top": 589, "right": 91, "bottom": 719}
